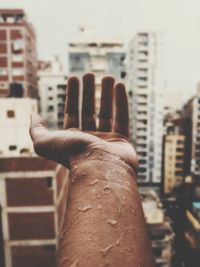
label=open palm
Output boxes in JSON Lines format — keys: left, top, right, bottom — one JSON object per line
{"left": 30, "top": 73, "right": 138, "bottom": 173}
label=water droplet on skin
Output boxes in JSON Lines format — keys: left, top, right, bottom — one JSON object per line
{"left": 69, "top": 259, "right": 79, "bottom": 267}
{"left": 100, "top": 244, "right": 113, "bottom": 257}
{"left": 131, "top": 207, "right": 135, "bottom": 214}
{"left": 78, "top": 205, "right": 92, "bottom": 212}
{"left": 98, "top": 204, "right": 102, "bottom": 210}
{"left": 97, "top": 194, "right": 101, "bottom": 199}
{"left": 116, "top": 233, "right": 124, "bottom": 245}
{"left": 89, "top": 179, "right": 98, "bottom": 185}
{"left": 106, "top": 219, "right": 117, "bottom": 226}
{"left": 103, "top": 184, "right": 111, "bottom": 193}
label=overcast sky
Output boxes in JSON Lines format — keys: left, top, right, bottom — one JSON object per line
{"left": 1, "top": 0, "right": 200, "bottom": 102}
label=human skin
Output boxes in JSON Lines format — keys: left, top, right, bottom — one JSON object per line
{"left": 30, "top": 73, "right": 154, "bottom": 267}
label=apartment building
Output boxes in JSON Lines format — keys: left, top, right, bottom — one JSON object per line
{"left": 0, "top": 9, "right": 37, "bottom": 98}
{"left": 182, "top": 83, "right": 200, "bottom": 178}
{"left": 162, "top": 134, "right": 185, "bottom": 194}
{"left": 0, "top": 157, "right": 69, "bottom": 267}
{"left": 68, "top": 28, "right": 125, "bottom": 114}
{"left": 127, "top": 32, "right": 164, "bottom": 185}
{"left": 38, "top": 56, "right": 67, "bottom": 129}
{"left": 191, "top": 83, "right": 200, "bottom": 178}
{"left": 0, "top": 97, "right": 37, "bottom": 157}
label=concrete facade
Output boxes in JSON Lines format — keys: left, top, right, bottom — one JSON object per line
{"left": 0, "top": 157, "right": 69, "bottom": 267}
{"left": 163, "top": 135, "right": 185, "bottom": 194}
{"left": 0, "top": 9, "right": 37, "bottom": 98}
{"left": 0, "top": 98, "right": 37, "bottom": 157}
{"left": 38, "top": 56, "right": 67, "bottom": 129}
{"left": 68, "top": 29, "right": 125, "bottom": 115}
{"left": 127, "top": 32, "right": 164, "bottom": 185}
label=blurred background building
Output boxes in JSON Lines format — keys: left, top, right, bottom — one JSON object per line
{"left": 127, "top": 32, "right": 164, "bottom": 188}
{"left": 0, "top": 9, "right": 37, "bottom": 98}
{"left": 68, "top": 27, "right": 125, "bottom": 114}
{"left": 38, "top": 55, "right": 67, "bottom": 129}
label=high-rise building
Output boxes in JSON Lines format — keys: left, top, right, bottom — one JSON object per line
{"left": 127, "top": 32, "right": 164, "bottom": 186}
{"left": 0, "top": 157, "right": 69, "bottom": 267}
{"left": 68, "top": 28, "right": 125, "bottom": 114}
{"left": 181, "top": 83, "right": 200, "bottom": 179}
{"left": 190, "top": 83, "right": 200, "bottom": 178}
{"left": 162, "top": 134, "right": 185, "bottom": 194}
{"left": 38, "top": 56, "right": 67, "bottom": 129}
{"left": 0, "top": 97, "right": 37, "bottom": 157}
{"left": 0, "top": 9, "right": 37, "bottom": 98}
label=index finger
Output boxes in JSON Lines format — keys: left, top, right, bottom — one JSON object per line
{"left": 63, "top": 76, "right": 79, "bottom": 129}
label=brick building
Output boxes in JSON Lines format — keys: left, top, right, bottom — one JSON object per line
{"left": 0, "top": 9, "right": 37, "bottom": 98}
{"left": 0, "top": 157, "right": 69, "bottom": 267}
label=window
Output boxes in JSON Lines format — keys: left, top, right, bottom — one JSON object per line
{"left": 0, "top": 68, "right": 8, "bottom": 76}
{"left": 12, "top": 68, "right": 24, "bottom": 76}
{"left": 13, "top": 39, "right": 25, "bottom": 51}
{"left": 12, "top": 54, "right": 23, "bottom": 62}
{"left": 20, "top": 148, "right": 29, "bottom": 154}
{"left": 9, "top": 145, "right": 17, "bottom": 151}
{"left": 48, "top": 105, "right": 54, "bottom": 112}
{"left": 7, "top": 110, "right": 15, "bottom": 118}
{"left": 46, "top": 177, "right": 52, "bottom": 188}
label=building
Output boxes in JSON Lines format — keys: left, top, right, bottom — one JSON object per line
{"left": 38, "top": 56, "right": 67, "bottom": 129}
{"left": 181, "top": 83, "right": 200, "bottom": 179}
{"left": 162, "top": 134, "right": 185, "bottom": 194}
{"left": 181, "top": 98, "right": 193, "bottom": 176}
{"left": 142, "top": 191, "right": 175, "bottom": 267}
{"left": 68, "top": 28, "right": 125, "bottom": 114}
{"left": 173, "top": 180, "right": 200, "bottom": 266}
{"left": 127, "top": 32, "right": 164, "bottom": 185}
{"left": 0, "top": 157, "right": 69, "bottom": 267}
{"left": 0, "top": 9, "right": 37, "bottom": 98}
{"left": 0, "top": 97, "right": 37, "bottom": 157}
{"left": 191, "top": 83, "right": 200, "bottom": 178}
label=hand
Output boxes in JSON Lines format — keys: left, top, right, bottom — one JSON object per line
{"left": 30, "top": 73, "right": 138, "bottom": 173}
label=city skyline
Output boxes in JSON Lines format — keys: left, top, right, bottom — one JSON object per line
{"left": 1, "top": 0, "right": 200, "bottom": 102}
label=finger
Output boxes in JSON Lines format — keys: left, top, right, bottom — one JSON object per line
{"left": 63, "top": 76, "right": 79, "bottom": 129}
{"left": 99, "top": 76, "right": 114, "bottom": 132}
{"left": 113, "top": 82, "right": 129, "bottom": 138}
{"left": 82, "top": 73, "right": 96, "bottom": 131}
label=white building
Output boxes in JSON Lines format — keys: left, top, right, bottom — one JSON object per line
{"left": 190, "top": 83, "right": 200, "bottom": 176}
{"left": 38, "top": 56, "right": 67, "bottom": 129}
{"left": 127, "top": 32, "right": 164, "bottom": 185}
{"left": 0, "top": 98, "right": 37, "bottom": 157}
{"left": 68, "top": 29, "right": 125, "bottom": 114}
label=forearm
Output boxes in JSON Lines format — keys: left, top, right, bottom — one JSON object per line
{"left": 57, "top": 152, "right": 154, "bottom": 267}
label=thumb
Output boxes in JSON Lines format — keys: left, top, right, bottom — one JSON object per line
{"left": 30, "top": 113, "right": 68, "bottom": 165}
{"left": 29, "top": 113, "right": 93, "bottom": 168}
